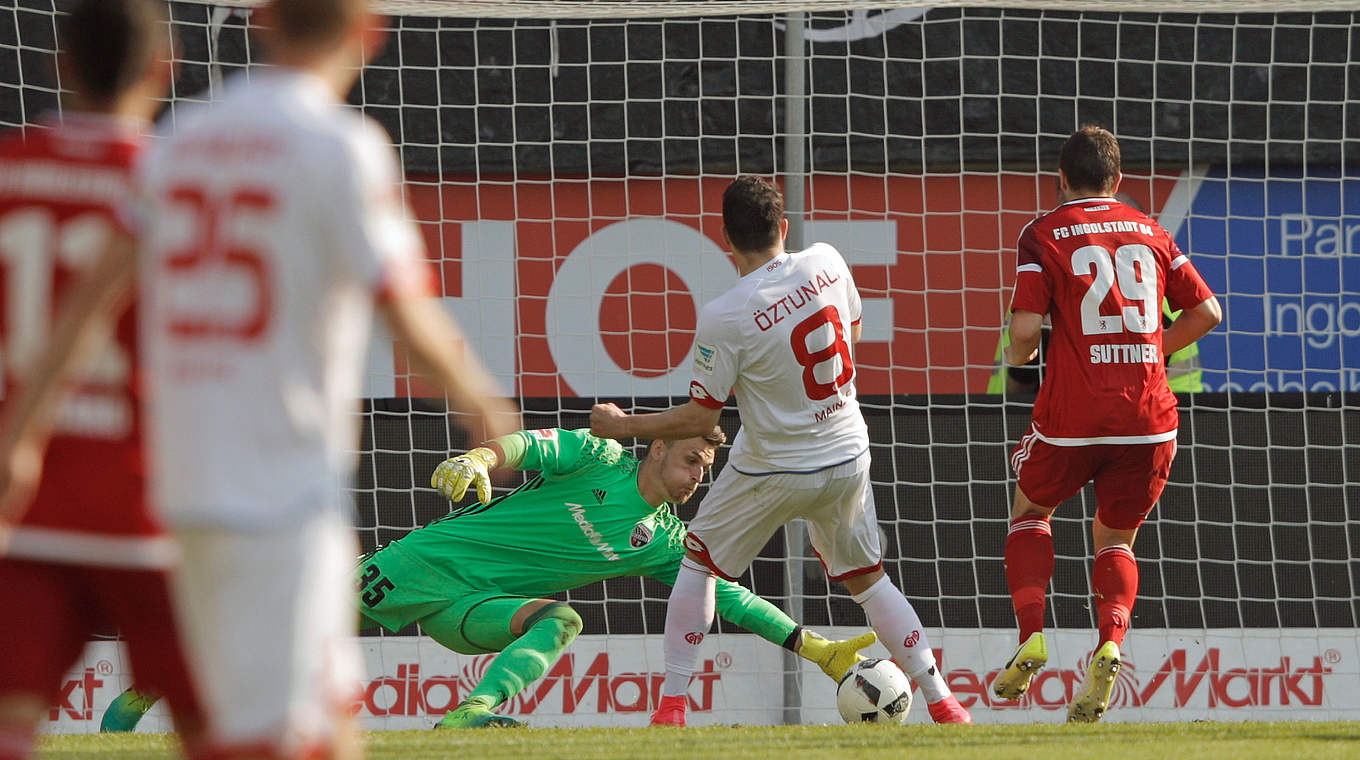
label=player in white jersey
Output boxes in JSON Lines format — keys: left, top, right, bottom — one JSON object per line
{"left": 591, "top": 176, "right": 971, "bottom": 726}
{"left": 0, "top": 2, "right": 519, "bottom": 758}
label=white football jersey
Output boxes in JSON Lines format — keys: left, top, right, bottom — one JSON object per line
{"left": 135, "top": 69, "right": 430, "bottom": 530}
{"left": 687, "top": 242, "right": 868, "bottom": 472}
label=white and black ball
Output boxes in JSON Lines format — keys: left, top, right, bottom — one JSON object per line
{"left": 836, "top": 658, "right": 913, "bottom": 724}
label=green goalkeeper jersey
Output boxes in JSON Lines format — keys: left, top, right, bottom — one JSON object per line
{"left": 371, "top": 428, "right": 791, "bottom": 642}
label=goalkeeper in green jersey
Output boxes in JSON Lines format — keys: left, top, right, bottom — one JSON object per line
{"left": 103, "top": 426, "right": 875, "bottom": 731}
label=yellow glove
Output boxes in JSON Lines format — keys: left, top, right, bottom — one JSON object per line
{"left": 430, "top": 447, "right": 498, "bottom": 503}
{"left": 797, "top": 629, "right": 877, "bottom": 681}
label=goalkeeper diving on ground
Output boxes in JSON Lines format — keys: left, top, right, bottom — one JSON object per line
{"left": 103, "top": 426, "right": 877, "bottom": 731}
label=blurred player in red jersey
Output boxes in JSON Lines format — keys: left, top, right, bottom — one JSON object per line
{"left": 0, "top": 1, "right": 518, "bottom": 758}
{"left": 991, "top": 126, "right": 1222, "bottom": 723}
{"left": 0, "top": 2, "right": 206, "bottom": 758}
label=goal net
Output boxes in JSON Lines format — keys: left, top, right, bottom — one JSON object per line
{"left": 5, "top": 0, "right": 1357, "bottom": 729}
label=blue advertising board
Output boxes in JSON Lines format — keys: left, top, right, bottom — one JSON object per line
{"left": 1178, "top": 168, "right": 1360, "bottom": 392}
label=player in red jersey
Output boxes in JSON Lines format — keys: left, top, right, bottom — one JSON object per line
{"left": 0, "top": 2, "right": 203, "bottom": 757}
{"left": 990, "top": 126, "right": 1222, "bottom": 723}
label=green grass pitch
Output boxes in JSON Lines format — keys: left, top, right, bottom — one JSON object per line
{"left": 36, "top": 722, "right": 1360, "bottom": 760}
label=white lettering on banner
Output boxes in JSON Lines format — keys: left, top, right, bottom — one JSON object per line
{"left": 1262, "top": 294, "right": 1360, "bottom": 350}
{"left": 801, "top": 220, "right": 895, "bottom": 344}
{"left": 361, "top": 221, "right": 517, "bottom": 398}
{"left": 361, "top": 218, "right": 897, "bottom": 398}
{"left": 544, "top": 219, "right": 734, "bottom": 397}
{"left": 1215, "top": 369, "right": 1360, "bottom": 393}
{"left": 1279, "top": 213, "right": 1360, "bottom": 256}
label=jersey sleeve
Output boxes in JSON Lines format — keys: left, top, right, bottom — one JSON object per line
{"left": 1161, "top": 235, "right": 1216, "bottom": 312}
{"left": 1009, "top": 223, "right": 1053, "bottom": 315}
{"left": 712, "top": 577, "right": 800, "bottom": 647}
{"left": 325, "top": 120, "right": 434, "bottom": 300}
{"left": 688, "top": 304, "right": 737, "bottom": 409}
{"left": 515, "top": 427, "right": 627, "bottom": 478}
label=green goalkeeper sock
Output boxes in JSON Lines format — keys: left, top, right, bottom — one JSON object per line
{"left": 464, "top": 602, "right": 582, "bottom": 708}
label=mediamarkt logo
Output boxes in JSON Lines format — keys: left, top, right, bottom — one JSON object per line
{"left": 354, "top": 654, "right": 725, "bottom": 717}
{"left": 927, "top": 647, "right": 1335, "bottom": 710}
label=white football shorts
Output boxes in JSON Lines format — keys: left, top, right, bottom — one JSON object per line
{"left": 170, "top": 510, "right": 361, "bottom": 754}
{"left": 684, "top": 453, "right": 883, "bottom": 582}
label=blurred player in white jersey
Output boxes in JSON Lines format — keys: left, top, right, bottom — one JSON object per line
{"left": 0, "top": 1, "right": 519, "bottom": 758}
{"left": 0, "top": 3, "right": 205, "bottom": 757}
{"left": 992, "top": 125, "right": 1221, "bottom": 723}
{"left": 591, "top": 176, "right": 971, "bottom": 726}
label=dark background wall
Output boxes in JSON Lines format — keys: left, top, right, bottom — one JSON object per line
{"left": 7, "top": 6, "right": 1354, "bottom": 174}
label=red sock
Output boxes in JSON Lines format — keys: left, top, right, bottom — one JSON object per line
{"left": 1093, "top": 545, "right": 1138, "bottom": 647}
{"left": 1005, "top": 517, "right": 1054, "bottom": 642}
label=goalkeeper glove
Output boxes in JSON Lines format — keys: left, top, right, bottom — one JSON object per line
{"left": 797, "top": 629, "right": 877, "bottom": 681}
{"left": 430, "top": 447, "right": 498, "bottom": 504}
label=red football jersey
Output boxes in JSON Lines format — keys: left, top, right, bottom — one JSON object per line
{"left": 0, "top": 115, "right": 170, "bottom": 567}
{"left": 1009, "top": 196, "right": 1216, "bottom": 444}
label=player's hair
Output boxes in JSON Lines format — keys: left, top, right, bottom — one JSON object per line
{"left": 267, "top": 0, "right": 368, "bottom": 48}
{"left": 722, "top": 175, "right": 784, "bottom": 253}
{"left": 57, "top": 0, "right": 166, "bottom": 105}
{"left": 1059, "top": 124, "right": 1121, "bottom": 194}
{"left": 657, "top": 426, "right": 726, "bottom": 452}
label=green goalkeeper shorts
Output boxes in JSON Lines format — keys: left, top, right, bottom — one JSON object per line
{"left": 356, "top": 542, "right": 535, "bottom": 655}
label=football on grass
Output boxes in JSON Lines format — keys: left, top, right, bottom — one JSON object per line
{"left": 836, "top": 658, "right": 913, "bottom": 724}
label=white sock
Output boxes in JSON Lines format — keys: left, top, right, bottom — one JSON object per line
{"left": 851, "top": 574, "right": 951, "bottom": 703}
{"left": 661, "top": 559, "right": 716, "bottom": 698}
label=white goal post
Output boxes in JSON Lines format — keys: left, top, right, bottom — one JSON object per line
{"left": 4, "top": 0, "right": 1358, "bottom": 729}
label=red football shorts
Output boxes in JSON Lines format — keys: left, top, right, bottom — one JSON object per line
{"left": 1010, "top": 431, "right": 1177, "bottom": 530}
{"left": 0, "top": 559, "right": 201, "bottom": 723}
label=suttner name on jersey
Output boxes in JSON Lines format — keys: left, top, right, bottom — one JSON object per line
{"left": 386, "top": 429, "right": 688, "bottom": 600}
{"left": 688, "top": 243, "right": 868, "bottom": 473}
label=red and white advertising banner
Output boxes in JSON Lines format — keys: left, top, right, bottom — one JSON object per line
{"left": 371, "top": 174, "right": 1181, "bottom": 398}
{"left": 46, "top": 628, "right": 1358, "bottom": 733}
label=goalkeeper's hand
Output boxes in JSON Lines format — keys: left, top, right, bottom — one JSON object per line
{"left": 430, "top": 447, "right": 498, "bottom": 503}
{"left": 797, "top": 629, "right": 877, "bottom": 681}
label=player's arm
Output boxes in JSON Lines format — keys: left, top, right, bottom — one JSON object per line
{"left": 1160, "top": 242, "right": 1223, "bottom": 357}
{"left": 1005, "top": 309, "right": 1044, "bottom": 366}
{"left": 0, "top": 233, "right": 137, "bottom": 526}
{"left": 1162, "top": 295, "right": 1221, "bottom": 356}
{"left": 590, "top": 399, "right": 720, "bottom": 442}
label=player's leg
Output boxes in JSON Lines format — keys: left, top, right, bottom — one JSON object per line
{"left": 804, "top": 465, "right": 969, "bottom": 724}
{"left": 996, "top": 434, "right": 1095, "bottom": 701}
{"left": 1067, "top": 440, "right": 1175, "bottom": 723}
{"left": 95, "top": 568, "right": 205, "bottom": 748}
{"left": 655, "top": 555, "right": 717, "bottom": 726}
{"left": 420, "top": 596, "right": 581, "bottom": 728}
{"left": 170, "top": 514, "right": 362, "bottom": 760}
{"left": 658, "top": 469, "right": 786, "bottom": 726}
{"left": 993, "top": 485, "right": 1057, "bottom": 701}
{"left": 0, "top": 560, "right": 89, "bottom": 760}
